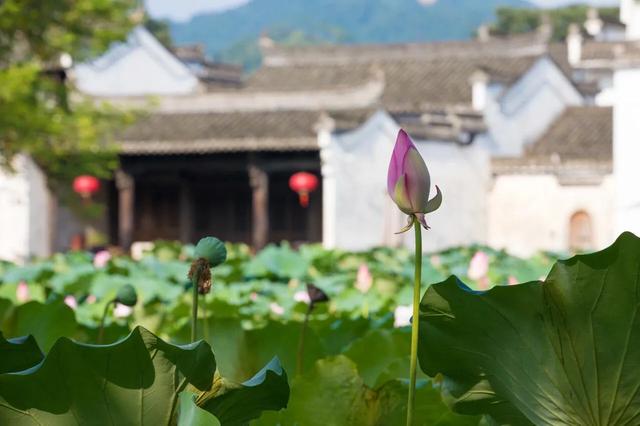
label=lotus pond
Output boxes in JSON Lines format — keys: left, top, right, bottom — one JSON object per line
{"left": 1, "top": 235, "right": 639, "bottom": 425}
{"left": 0, "top": 240, "right": 556, "bottom": 425}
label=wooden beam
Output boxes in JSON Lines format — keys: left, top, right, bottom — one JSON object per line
{"left": 116, "top": 170, "right": 135, "bottom": 250}
{"left": 249, "top": 161, "right": 269, "bottom": 250}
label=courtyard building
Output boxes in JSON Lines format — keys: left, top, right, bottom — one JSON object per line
{"left": 3, "top": 0, "right": 640, "bottom": 260}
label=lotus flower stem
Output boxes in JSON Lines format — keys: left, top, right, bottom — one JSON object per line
{"left": 296, "top": 303, "right": 313, "bottom": 376}
{"left": 97, "top": 300, "right": 114, "bottom": 344}
{"left": 190, "top": 266, "right": 202, "bottom": 342}
{"left": 407, "top": 218, "right": 422, "bottom": 426}
{"left": 202, "top": 294, "right": 209, "bottom": 341}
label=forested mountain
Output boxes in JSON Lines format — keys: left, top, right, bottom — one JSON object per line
{"left": 169, "top": 0, "right": 532, "bottom": 69}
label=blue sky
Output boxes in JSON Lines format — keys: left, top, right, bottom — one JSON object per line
{"left": 145, "top": 0, "right": 619, "bottom": 22}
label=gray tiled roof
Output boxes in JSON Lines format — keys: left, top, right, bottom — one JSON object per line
{"left": 261, "top": 32, "right": 548, "bottom": 66}
{"left": 380, "top": 57, "right": 538, "bottom": 109}
{"left": 121, "top": 32, "right": 600, "bottom": 155}
{"left": 527, "top": 106, "right": 612, "bottom": 161}
{"left": 246, "top": 55, "right": 539, "bottom": 108}
{"left": 119, "top": 109, "right": 377, "bottom": 154}
{"left": 493, "top": 106, "right": 612, "bottom": 171}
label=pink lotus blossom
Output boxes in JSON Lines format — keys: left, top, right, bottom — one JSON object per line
{"left": 93, "top": 250, "right": 111, "bottom": 268}
{"left": 468, "top": 251, "right": 489, "bottom": 280}
{"left": 16, "top": 282, "right": 30, "bottom": 302}
{"left": 394, "top": 305, "right": 413, "bottom": 328}
{"left": 86, "top": 295, "right": 97, "bottom": 304}
{"left": 508, "top": 276, "right": 519, "bottom": 286}
{"left": 269, "top": 302, "right": 284, "bottom": 316}
{"left": 387, "top": 129, "right": 442, "bottom": 232}
{"left": 113, "top": 303, "right": 133, "bottom": 318}
{"left": 293, "top": 291, "right": 311, "bottom": 304}
{"left": 249, "top": 292, "right": 258, "bottom": 302}
{"left": 64, "top": 295, "right": 77, "bottom": 310}
{"left": 355, "top": 263, "right": 373, "bottom": 293}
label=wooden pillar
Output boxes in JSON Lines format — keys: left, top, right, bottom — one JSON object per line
{"left": 179, "top": 178, "right": 193, "bottom": 243}
{"left": 116, "top": 170, "right": 135, "bottom": 250}
{"left": 249, "top": 161, "right": 269, "bottom": 250}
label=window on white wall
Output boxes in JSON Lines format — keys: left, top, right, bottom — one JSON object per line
{"left": 569, "top": 211, "right": 593, "bottom": 252}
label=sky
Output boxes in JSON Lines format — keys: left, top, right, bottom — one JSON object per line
{"left": 145, "top": 0, "right": 619, "bottom": 22}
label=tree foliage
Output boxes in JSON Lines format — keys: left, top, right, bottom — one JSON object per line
{"left": 0, "top": 0, "right": 139, "bottom": 187}
{"left": 492, "top": 6, "right": 621, "bottom": 41}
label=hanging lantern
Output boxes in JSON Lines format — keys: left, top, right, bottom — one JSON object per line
{"left": 289, "top": 172, "right": 319, "bottom": 208}
{"left": 73, "top": 175, "right": 100, "bottom": 199}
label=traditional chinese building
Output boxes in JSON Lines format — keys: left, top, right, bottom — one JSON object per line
{"left": 4, "top": 1, "right": 640, "bottom": 260}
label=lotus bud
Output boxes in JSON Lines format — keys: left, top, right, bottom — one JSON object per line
{"left": 467, "top": 251, "right": 489, "bottom": 281}
{"left": 64, "top": 295, "right": 78, "bottom": 310}
{"left": 294, "top": 290, "right": 311, "bottom": 304}
{"left": 394, "top": 305, "right": 412, "bottom": 328}
{"left": 115, "top": 284, "right": 138, "bottom": 307}
{"left": 306, "top": 283, "right": 329, "bottom": 308}
{"left": 16, "top": 282, "right": 30, "bottom": 302}
{"left": 355, "top": 263, "right": 373, "bottom": 293}
{"left": 270, "top": 302, "right": 285, "bottom": 316}
{"left": 113, "top": 303, "right": 133, "bottom": 318}
{"left": 387, "top": 129, "right": 442, "bottom": 232}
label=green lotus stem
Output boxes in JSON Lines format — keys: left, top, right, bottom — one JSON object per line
{"left": 191, "top": 266, "right": 202, "bottom": 342}
{"left": 97, "top": 300, "right": 114, "bottom": 344}
{"left": 407, "top": 219, "right": 422, "bottom": 426}
{"left": 296, "top": 303, "right": 313, "bottom": 376}
{"left": 202, "top": 294, "right": 209, "bottom": 341}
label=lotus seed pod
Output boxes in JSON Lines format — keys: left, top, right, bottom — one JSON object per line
{"left": 115, "top": 284, "right": 138, "bottom": 307}
{"left": 194, "top": 237, "right": 227, "bottom": 267}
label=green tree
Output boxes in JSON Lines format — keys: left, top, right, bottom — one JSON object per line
{"left": 0, "top": 0, "right": 138, "bottom": 190}
{"left": 492, "top": 6, "right": 621, "bottom": 41}
{"left": 145, "top": 16, "right": 173, "bottom": 49}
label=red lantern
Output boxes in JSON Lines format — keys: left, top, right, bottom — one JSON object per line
{"left": 73, "top": 175, "right": 100, "bottom": 199}
{"left": 289, "top": 172, "right": 319, "bottom": 208}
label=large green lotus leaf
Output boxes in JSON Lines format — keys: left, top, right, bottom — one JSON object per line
{"left": 261, "top": 355, "right": 478, "bottom": 426}
{"left": 0, "top": 333, "right": 43, "bottom": 374}
{"left": 342, "top": 328, "right": 411, "bottom": 387}
{"left": 199, "top": 357, "right": 289, "bottom": 425}
{"left": 178, "top": 392, "right": 221, "bottom": 426}
{"left": 244, "top": 244, "right": 309, "bottom": 280}
{"left": 0, "top": 326, "right": 216, "bottom": 425}
{"left": 2, "top": 297, "right": 77, "bottom": 352}
{"left": 419, "top": 232, "right": 640, "bottom": 425}
{"left": 175, "top": 317, "right": 325, "bottom": 382}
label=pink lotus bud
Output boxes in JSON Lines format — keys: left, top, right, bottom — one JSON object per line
{"left": 269, "top": 302, "right": 284, "bottom": 316}
{"left": 293, "top": 290, "right": 311, "bottom": 304}
{"left": 93, "top": 250, "right": 111, "bottom": 268}
{"left": 16, "top": 282, "right": 30, "bottom": 302}
{"left": 64, "top": 295, "right": 78, "bottom": 310}
{"left": 355, "top": 263, "right": 373, "bottom": 293}
{"left": 508, "top": 276, "right": 519, "bottom": 286}
{"left": 86, "top": 294, "right": 97, "bottom": 304}
{"left": 468, "top": 251, "right": 489, "bottom": 280}
{"left": 387, "top": 129, "right": 442, "bottom": 231}
{"left": 249, "top": 292, "right": 258, "bottom": 302}
{"left": 113, "top": 303, "right": 133, "bottom": 318}
{"left": 394, "top": 305, "right": 413, "bottom": 328}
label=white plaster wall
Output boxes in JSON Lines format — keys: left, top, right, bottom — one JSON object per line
{"left": 613, "top": 67, "right": 640, "bottom": 236}
{"left": 486, "top": 58, "right": 583, "bottom": 156}
{"left": 74, "top": 27, "right": 198, "bottom": 97}
{"left": 0, "top": 155, "right": 50, "bottom": 262}
{"left": 621, "top": 0, "right": 640, "bottom": 40}
{"left": 324, "top": 112, "right": 490, "bottom": 252}
{"left": 489, "top": 174, "right": 615, "bottom": 257}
